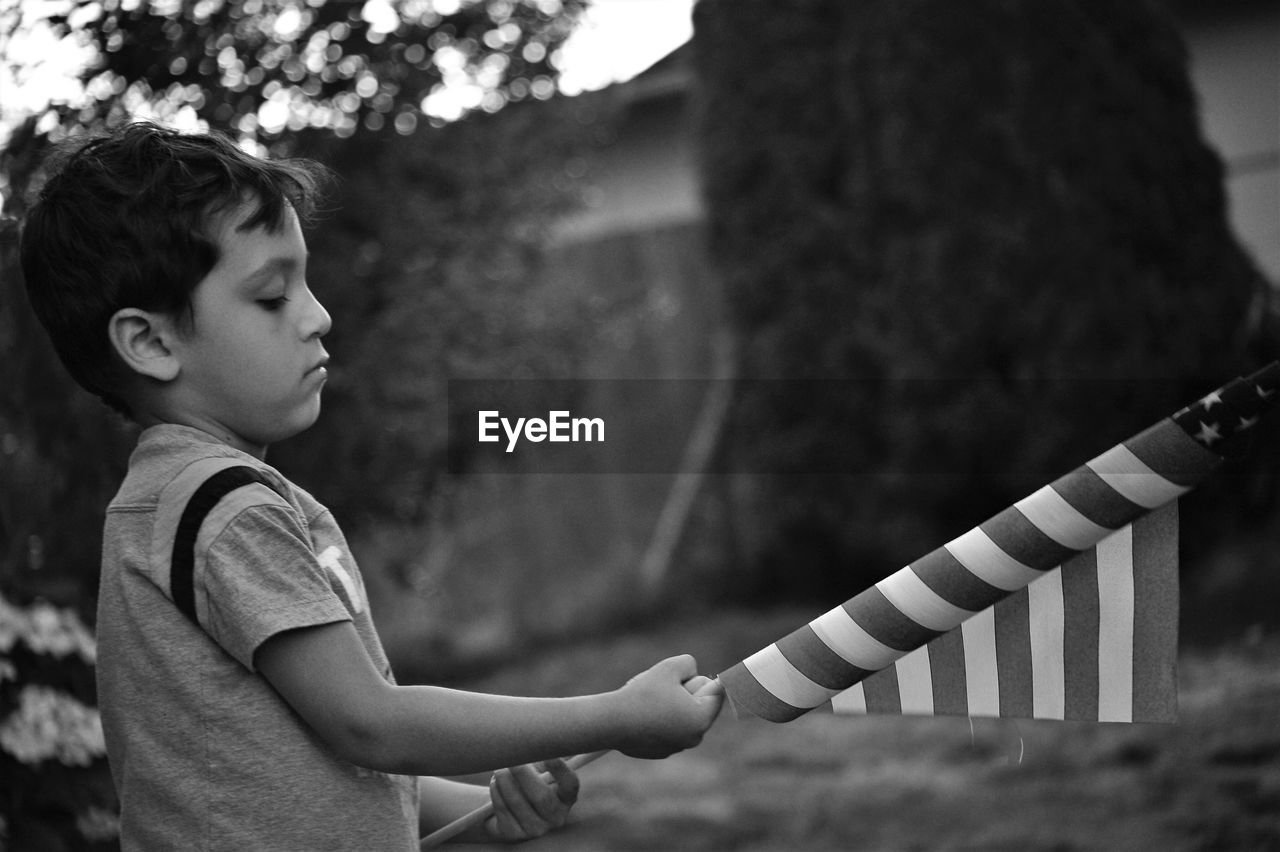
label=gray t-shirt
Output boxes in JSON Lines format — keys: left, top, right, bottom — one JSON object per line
{"left": 97, "top": 424, "right": 419, "bottom": 851}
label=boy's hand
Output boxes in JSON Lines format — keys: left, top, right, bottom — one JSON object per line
{"left": 485, "top": 758, "right": 580, "bottom": 842}
{"left": 613, "top": 655, "right": 725, "bottom": 760}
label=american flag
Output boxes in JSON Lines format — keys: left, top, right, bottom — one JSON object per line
{"left": 719, "top": 363, "right": 1280, "bottom": 723}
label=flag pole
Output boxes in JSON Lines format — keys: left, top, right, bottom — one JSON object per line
{"left": 419, "top": 677, "right": 724, "bottom": 848}
{"left": 419, "top": 750, "right": 609, "bottom": 849}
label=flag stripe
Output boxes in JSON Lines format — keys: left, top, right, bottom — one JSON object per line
{"left": 1125, "top": 419, "right": 1220, "bottom": 486}
{"left": 1132, "top": 503, "right": 1178, "bottom": 723}
{"left": 777, "top": 625, "right": 873, "bottom": 690}
{"left": 1016, "top": 485, "right": 1114, "bottom": 550}
{"left": 962, "top": 608, "right": 1000, "bottom": 716}
{"left": 878, "top": 567, "right": 975, "bottom": 632}
{"left": 995, "top": 590, "right": 1033, "bottom": 717}
{"left": 846, "top": 587, "right": 942, "bottom": 652}
{"left": 1096, "top": 525, "right": 1135, "bottom": 722}
{"left": 981, "top": 506, "right": 1077, "bottom": 571}
{"left": 810, "top": 605, "right": 901, "bottom": 671}
{"left": 1061, "top": 547, "right": 1100, "bottom": 721}
{"left": 911, "top": 547, "right": 1005, "bottom": 612}
{"left": 896, "top": 647, "right": 934, "bottom": 715}
{"left": 723, "top": 657, "right": 807, "bottom": 722}
{"left": 741, "top": 645, "right": 834, "bottom": 711}
{"left": 831, "top": 682, "right": 866, "bottom": 714}
{"left": 863, "top": 661, "right": 901, "bottom": 713}
{"left": 1088, "top": 444, "right": 1189, "bottom": 509}
{"left": 1052, "top": 466, "right": 1144, "bottom": 529}
{"left": 1028, "top": 571, "right": 1066, "bottom": 720}
{"left": 927, "top": 629, "right": 968, "bottom": 715}
{"left": 946, "top": 528, "right": 1042, "bottom": 591}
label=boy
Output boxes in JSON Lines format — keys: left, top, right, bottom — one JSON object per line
{"left": 20, "top": 122, "right": 723, "bottom": 850}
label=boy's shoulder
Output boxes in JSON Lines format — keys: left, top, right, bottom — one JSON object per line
{"left": 110, "top": 424, "right": 302, "bottom": 515}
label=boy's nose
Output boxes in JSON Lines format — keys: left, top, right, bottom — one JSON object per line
{"left": 301, "top": 287, "right": 332, "bottom": 339}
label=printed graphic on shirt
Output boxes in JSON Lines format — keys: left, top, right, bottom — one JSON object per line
{"left": 317, "top": 545, "right": 364, "bottom": 614}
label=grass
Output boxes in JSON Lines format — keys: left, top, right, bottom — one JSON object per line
{"left": 457, "top": 608, "right": 1280, "bottom": 851}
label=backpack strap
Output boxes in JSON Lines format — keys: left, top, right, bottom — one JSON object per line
{"left": 170, "top": 465, "right": 284, "bottom": 624}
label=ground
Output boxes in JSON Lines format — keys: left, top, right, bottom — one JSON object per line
{"left": 458, "top": 609, "right": 1280, "bottom": 851}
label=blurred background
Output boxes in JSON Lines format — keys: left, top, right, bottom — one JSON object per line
{"left": 1, "top": 0, "right": 1277, "bottom": 849}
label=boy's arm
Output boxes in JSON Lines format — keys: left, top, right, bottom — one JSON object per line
{"left": 255, "top": 620, "right": 720, "bottom": 777}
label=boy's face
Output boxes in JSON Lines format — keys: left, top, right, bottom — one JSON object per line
{"left": 167, "top": 199, "right": 330, "bottom": 456}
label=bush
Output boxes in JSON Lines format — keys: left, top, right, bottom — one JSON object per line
{"left": 693, "top": 0, "right": 1265, "bottom": 601}
{"left": 0, "top": 592, "right": 116, "bottom": 851}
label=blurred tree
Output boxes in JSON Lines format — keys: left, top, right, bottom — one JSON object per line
{"left": 0, "top": 217, "right": 137, "bottom": 612}
{"left": 1, "top": 0, "right": 586, "bottom": 151}
{"left": 0, "top": 0, "right": 603, "bottom": 611}
{"left": 270, "top": 99, "right": 604, "bottom": 539}
{"left": 694, "top": 0, "right": 1269, "bottom": 602}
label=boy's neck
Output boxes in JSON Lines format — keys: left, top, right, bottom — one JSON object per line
{"left": 137, "top": 410, "right": 269, "bottom": 460}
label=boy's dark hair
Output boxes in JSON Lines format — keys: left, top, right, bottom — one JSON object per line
{"left": 20, "top": 121, "right": 329, "bottom": 418}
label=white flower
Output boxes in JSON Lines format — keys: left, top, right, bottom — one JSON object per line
{"left": 0, "top": 684, "right": 105, "bottom": 767}
{"left": 0, "top": 592, "right": 97, "bottom": 664}
{"left": 76, "top": 805, "right": 120, "bottom": 841}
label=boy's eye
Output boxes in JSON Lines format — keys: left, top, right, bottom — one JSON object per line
{"left": 257, "top": 296, "right": 289, "bottom": 311}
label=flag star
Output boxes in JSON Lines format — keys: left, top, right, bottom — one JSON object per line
{"left": 1239, "top": 414, "right": 1260, "bottom": 430}
{"left": 1195, "top": 421, "right": 1223, "bottom": 445}
{"left": 1200, "top": 390, "right": 1224, "bottom": 409}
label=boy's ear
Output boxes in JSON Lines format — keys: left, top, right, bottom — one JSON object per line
{"left": 107, "top": 308, "right": 181, "bottom": 382}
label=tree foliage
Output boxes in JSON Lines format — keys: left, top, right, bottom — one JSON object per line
{"left": 3, "top": 0, "right": 586, "bottom": 151}
{"left": 694, "top": 0, "right": 1268, "bottom": 601}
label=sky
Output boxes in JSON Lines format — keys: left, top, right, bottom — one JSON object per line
{"left": 557, "top": 0, "right": 695, "bottom": 95}
{"left": 0, "top": 0, "right": 697, "bottom": 145}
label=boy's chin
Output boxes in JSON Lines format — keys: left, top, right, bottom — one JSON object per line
{"left": 256, "top": 402, "right": 323, "bottom": 447}
{"left": 294, "top": 398, "right": 325, "bottom": 434}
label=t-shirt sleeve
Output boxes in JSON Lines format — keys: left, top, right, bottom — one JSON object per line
{"left": 196, "top": 502, "right": 352, "bottom": 671}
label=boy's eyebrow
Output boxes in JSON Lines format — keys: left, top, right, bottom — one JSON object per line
{"left": 240, "top": 254, "right": 308, "bottom": 286}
